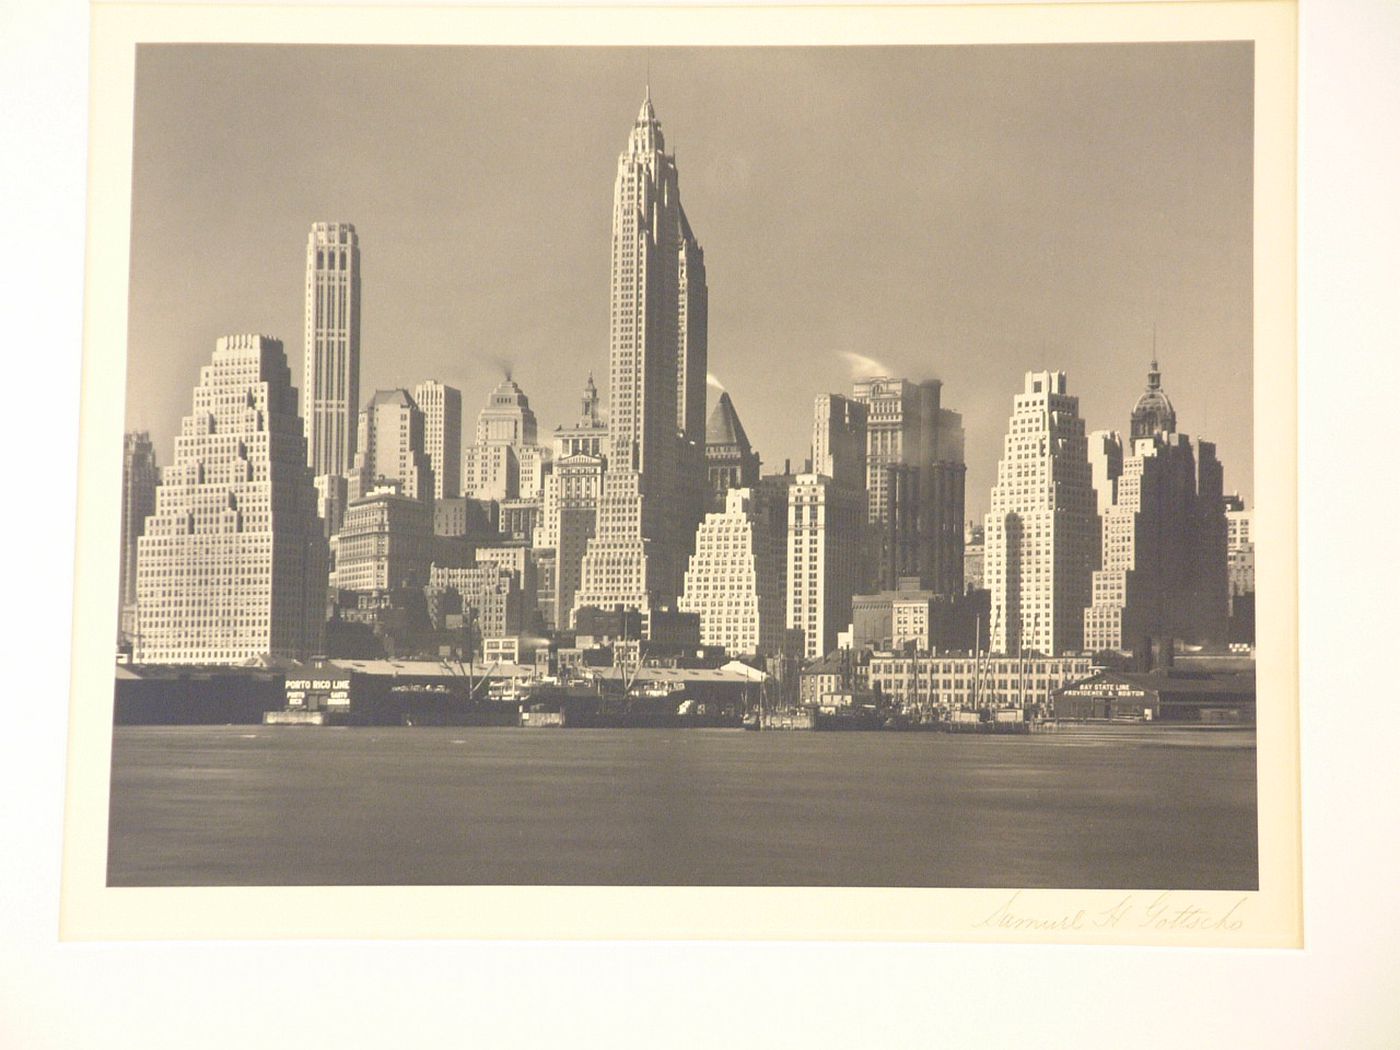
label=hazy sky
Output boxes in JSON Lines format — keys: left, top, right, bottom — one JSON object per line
{"left": 125, "top": 43, "right": 1253, "bottom": 519}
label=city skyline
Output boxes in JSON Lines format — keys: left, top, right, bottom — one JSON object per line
{"left": 123, "top": 43, "right": 1254, "bottom": 521}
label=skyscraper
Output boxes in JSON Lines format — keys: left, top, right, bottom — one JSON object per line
{"left": 1083, "top": 434, "right": 1201, "bottom": 653}
{"left": 535, "top": 375, "right": 608, "bottom": 629}
{"left": 786, "top": 473, "right": 866, "bottom": 660}
{"left": 680, "top": 486, "right": 786, "bottom": 656}
{"left": 553, "top": 373, "right": 607, "bottom": 460}
{"left": 303, "top": 223, "right": 361, "bottom": 531}
{"left": 704, "top": 392, "right": 760, "bottom": 512}
{"left": 784, "top": 395, "right": 870, "bottom": 659}
{"left": 1087, "top": 430, "right": 1125, "bottom": 518}
{"left": 853, "top": 377, "right": 966, "bottom": 595}
{"left": 574, "top": 90, "right": 709, "bottom": 627}
{"left": 347, "top": 389, "right": 434, "bottom": 503}
{"left": 1190, "top": 439, "right": 1230, "bottom": 644}
{"left": 118, "top": 431, "right": 158, "bottom": 644}
{"left": 462, "top": 375, "right": 540, "bottom": 501}
{"left": 413, "top": 379, "right": 462, "bottom": 501}
{"left": 1225, "top": 493, "right": 1254, "bottom": 643}
{"left": 135, "top": 335, "right": 326, "bottom": 664}
{"left": 811, "top": 394, "right": 868, "bottom": 489}
{"left": 1083, "top": 361, "right": 1231, "bottom": 653}
{"left": 984, "top": 371, "right": 1096, "bottom": 656}
{"left": 473, "top": 375, "right": 538, "bottom": 446}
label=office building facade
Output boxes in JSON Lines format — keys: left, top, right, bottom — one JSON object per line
{"left": 412, "top": 379, "right": 462, "bottom": 501}
{"left": 348, "top": 389, "right": 434, "bottom": 503}
{"left": 983, "top": 371, "right": 1096, "bottom": 656}
{"left": 853, "top": 376, "right": 966, "bottom": 595}
{"left": 680, "top": 486, "right": 785, "bottom": 656}
{"left": 303, "top": 222, "right": 361, "bottom": 532}
{"left": 574, "top": 91, "right": 709, "bottom": 624}
{"left": 135, "top": 334, "right": 326, "bottom": 664}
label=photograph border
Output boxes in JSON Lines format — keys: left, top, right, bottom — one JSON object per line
{"left": 61, "top": 0, "right": 1300, "bottom": 945}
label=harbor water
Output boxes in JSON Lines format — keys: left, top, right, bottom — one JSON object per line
{"left": 107, "top": 725, "right": 1257, "bottom": 889}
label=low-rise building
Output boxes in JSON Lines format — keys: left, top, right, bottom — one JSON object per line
{"left": 1052, "top": 667, "right": 1255, "bottom": 723}
{"left": 851, "top": 586, "right": 988, "bottom": 652}
{"left": 428, "top": 562, "right": 525, "bottom": 639}
{"left": 865, "top": 652, "right": 1094, "bottom": 712}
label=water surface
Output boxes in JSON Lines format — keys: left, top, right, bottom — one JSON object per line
{"left": 107, "top": 725, "right": 1257, "bottom": 888}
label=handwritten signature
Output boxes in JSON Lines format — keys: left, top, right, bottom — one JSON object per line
{"left": 972, "top": 891, "right": 1248, "bottom": 933}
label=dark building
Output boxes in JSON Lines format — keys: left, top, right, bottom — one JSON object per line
{"left": 114, "top": 664, "right": 287, "bottom": 724}
{"left": 433, "top": 496, "right": 499, "bottom": 540}
{"left": 118, "top": 430, "right": 159, "bottom": 645}
{"left": 853, "top": 377, "right": 966, "bottom": 596}
{"left": 1053, "top": 667, "right": 1255, "bottom": 724}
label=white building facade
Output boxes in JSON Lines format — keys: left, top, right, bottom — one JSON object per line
{"left": 786, "top": 472, "right": 866, "bottom": 660}
{"left": 680, "top": 487, "right": 785, "bottom": 656}
{"left": 412, "top": 379, "right": 462, "bottom": 501}
{"left": 135, "top": 335, "right": 326, "bottom": 664}
{"left": 983, "top": 371, "right": 1096, "bottom": 656}
{"left": 347, "top": 389, "right": 434, "bottom": 504}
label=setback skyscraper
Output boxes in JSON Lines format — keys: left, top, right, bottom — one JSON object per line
{"left": 680, "top": 486, "right": 786, "bottom": 656}
{"left": 574, "top": 90, "right": 709, "bottom": 627}
{"left": 983, "top": 371, "right": 1096, "bottom": 656}
{"left": 811, "top": 394, "right": 868, "bottom": 489}
{"left": 462, "top": 375, "right": 540, "bottom": 501}
{"left": 135, "top": 335, "right": 326, "bottom": 664}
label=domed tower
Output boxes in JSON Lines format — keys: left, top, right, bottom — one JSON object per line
{"left": 1130, "top": 358, "right": 1177, "bottom": 441}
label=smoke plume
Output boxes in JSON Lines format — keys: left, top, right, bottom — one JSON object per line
{"left": 838, "top": 350, "right": 892, "bottom": 378}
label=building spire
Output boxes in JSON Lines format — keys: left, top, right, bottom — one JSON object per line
{"left": 1150, "top": 322, "right": 1160, "bottom": 388}
{"left": 581, "top": 371, "right": 599, "bottom": 424}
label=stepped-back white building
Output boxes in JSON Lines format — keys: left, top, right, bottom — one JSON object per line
{"left": 680, "top": 487, "right": 785, "bottom": 656}
{"left": 983, "top": 371, "right": 1096, "bottom": 656}
{"left": 135, "top": 334, "right": 326, "bottom": 664}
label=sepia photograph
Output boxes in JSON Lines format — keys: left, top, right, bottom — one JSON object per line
{"left": 58, "top": 1, "right": 1300, "bottom": 947}
{"left": 18, "top": 0, "right": 1400, "bottom": 1044}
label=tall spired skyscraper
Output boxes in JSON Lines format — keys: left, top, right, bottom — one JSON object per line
{"left": 303, "top": 222, "right": 361, "bottom": 531}
{"left": 574, "top": 90, "right": 709, "bottom": 627}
